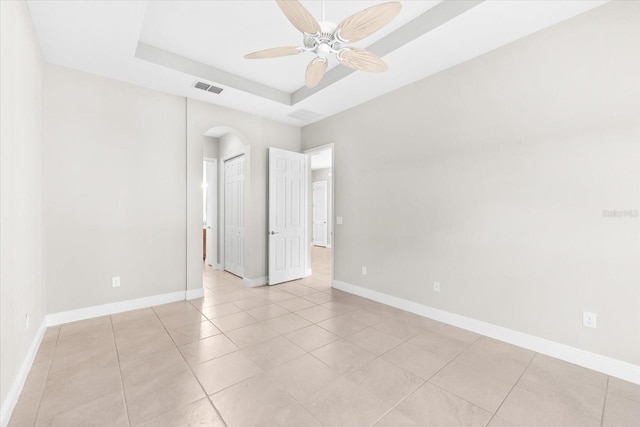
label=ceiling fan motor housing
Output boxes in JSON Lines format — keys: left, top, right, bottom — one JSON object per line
{"left": 303, "top": 21, "right": 343, "bottom": 58}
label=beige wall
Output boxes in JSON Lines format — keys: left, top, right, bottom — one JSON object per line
{"left": 302, "top": 1, "right": 640, "bottom": 364}
{"left": 43, "top": 64, "right": 188, "bottom": 313}
{"left": 0, "top": 0, "right": 47, "bottom": 409}
{"left": 203, "top": 137, "right": 218, "bottom": 159}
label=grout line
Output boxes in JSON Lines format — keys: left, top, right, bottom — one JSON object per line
{"left": 600, "top": 376, "right": 610, "bottom": 427}
{"left": 485, "top": 349, "right": 537, "bottom": 425}
{"left": 151, "top": 306, "right": 229, "bottom": 427}
{"left": 31, "top": 326, "right": 61, "bottom": 426}
{"left": 109, "top": 316, "right": 133, "bottom": 427}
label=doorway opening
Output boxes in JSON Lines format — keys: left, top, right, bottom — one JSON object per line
{"left": 223, "top": 154, "right": 245, "bottom": 278}
{"left": 306, "top": 145, "right": 333, "bottom": 286}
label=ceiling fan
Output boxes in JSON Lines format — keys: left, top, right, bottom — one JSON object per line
{"left": 244, "top": 0, "right": 402, "bottom": 88}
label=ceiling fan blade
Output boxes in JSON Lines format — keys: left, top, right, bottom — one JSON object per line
{"left": 244, "top": 46, "right": 302, "bottom": 59}
{"left": 276, "top": 0, "right": 321, "bottom": 34}
{"left": 305, "top": 57, "right": 328, "bottom": 88}
{"left": 337, "top": 1, "right": 402, "bottom": 43}
{"left": 339, "top": 48, "right": 388, "bottom": 72}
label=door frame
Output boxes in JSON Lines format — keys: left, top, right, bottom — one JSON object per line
{"left": 303, "top": 143, "right": 335, "bottom": 284}
{"left": 312, "top": 180, "right": 328, "bottom": 247}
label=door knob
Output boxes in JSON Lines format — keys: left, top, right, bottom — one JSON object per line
{"left": 270, "top": 231, "right": 279, "bottom": 235}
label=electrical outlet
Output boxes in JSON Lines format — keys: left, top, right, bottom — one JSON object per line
{"left": 361, "top": 266, "right": 367, "bottom": 275}
{"left": 25, "top": 314, "right": 29, "bottom": 330}
{"left": 336, "top": 216, "right": 343, "bottom": 225}
{"left": 583, "top": 312, "right": 597, "bottom": 328}
{"left": 112, "top": 276, "right": 121, "bottom": 287}
{"left": 433, "top": 282, "right": 441, "bottom": 292}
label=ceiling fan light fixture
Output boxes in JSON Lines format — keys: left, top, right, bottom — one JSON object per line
{"left": 247, "top": 0, "right": 402, "bottom": 87}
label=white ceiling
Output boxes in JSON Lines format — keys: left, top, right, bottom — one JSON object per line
{"left": 27, "top": 0, "right": 609, "bottom": 127}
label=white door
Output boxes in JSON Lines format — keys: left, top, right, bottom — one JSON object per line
{"left": 268, "top": 148, "right": 306, "bottom": 285}
{"left": 224, "top": 155, "right": 244, "bottom": 277}
{"left": 312, "top": 180, "right": 328, "bottom": 247}
{"left": 205, "top": 160, "right": 217, "bottom": 267}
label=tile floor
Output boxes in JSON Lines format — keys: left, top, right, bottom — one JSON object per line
{"left": 9, "top": 247, "right": 640, "bottom": 426}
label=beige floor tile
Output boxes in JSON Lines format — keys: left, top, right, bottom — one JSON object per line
{"left": 167, "top": 320, "right": 221, "bottom": 346}
{"left": 262, "top": 290, "right": 298, "bottom": 303}
{"left": 263, "top": 313, "right": 312, "bottom": 334}
{"left": 301, "top": 376, "right": 388, "bottom": 427}
{"left": 211, "top": 374, "right": 296, "bottom": 427}
{"left": 115, "top": 329, "right": 175, "bottom": 362}
{"left": 124, "top": 368, "right": 205, "bottom": 425}
{"left": 382, "top": 341, "right": 451, "bottom": 379}
{"left": 284, "top": 324, "right": 339, "bottom": 351}
{"left": 373, "top": 318, "right": 429, "bottom": 341}
{"left": 200, "top": 302, "right": 242, "bottom": 319}
{"left": 486, "top": 416, "right": 520, "bottom": 427}
{"left": 346, "top": 358, "right": 424, "bottom": 407}
{"left": 343, "top": 308, "right": 390, "bottom": 326}
{"left": 496, "top": 381, "right": 601, "bottom": 427}
{"left": 158, "top": 310, "right": 207, "bottom": 330}
{"left": 225, "top": 322, "right": 280, "bottom": 348}
{"left": 35, "top": 390, "right": 128, "bottom": 427}
{"left": 317, "top": 314, "right": 368, "bottom": 337}
{"left": 408, "top": 329, "right": 474, "bottom": 359}
{"left": 272, "top": 403, "right": 322, "bottom": 427}
{"left": 178, "top": 334, "right": 238, "bottom": 366}
{"left": 232, "top": 296, "right": 272, "bottom": 310}
{"left": 37, "top": 364, "right": 123, "bottom": 422}
{"left": 296, "top": 305, "right": 336, "bottom": 323}
{"left": 120, "top": 347, "right": 188, "bottom": 386}
{"left": 153, "top": 301, "right": 200, "bottom": 318}
{"left": 245, "top": 303, "right": 290, "bottom": 321}
{"left": 193, "top": 350, "right": 262, "bottom": 395}
{"left": 608, "top": 377, "right": 640, "bottom": 402}
{"left": 9, "top": 360, "right": 51, "bottom": 426}
{"left": 311, "top": 340, "right": 376, "bottom": 374}
{"left": 346, "top": 326, "right": 403, "bottom": 355}
{"left": 111, "top": 308, "right": 158, "bottom": 328}
{"left": 268, "top": 353, "right": 339, "bottom": 401}
{"left": 48, "top": 342, "right": 119, "bottom": 383}
{"left": 374, "top": 409, "right": 422, "bottom": 426}
{"left": 602, "top": 393, "right": 640, "bottom": 427}
{"left": 302, "top": 291, "right": 335, "bottom": 304}
{"left": 512, "top": 354, "right": 607, "bottom": 421}
{"left": 454, "top": 337, "right": 534, "bottom": 383}
{"left": 320, "top": 300, "right": 362, "bottom": 315}
{"left": 393, "top": 382, "right": 492, "bottom": 427}
{"left": 242, "top": 336, "right": 305, "bottom": 370}
{"left": 58, "top": 316, "right": 113, "bottom": 339}
{"left": 430, "top": 360, "right": 517, "bottom": 412}
{"left": 429, "top": 323, "right": 481, "bottom": 343}
{"left": 32, "top": 327, "right": 60, "bottom": 364}
{"left": 276, "top": 297, "right": 317, "bottom": 312}
{"left": 210, "top": 311, "right": 258, "bottom": 332}
{"left": 138, "top": 398, "right": 225, "bottom": 427}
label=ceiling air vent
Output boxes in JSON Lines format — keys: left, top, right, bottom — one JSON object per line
{"left": 288, "top": 109, "right": 322, "bottom": 122}
{"left": 193, "top": 81, "right": 223, "bottom": 94}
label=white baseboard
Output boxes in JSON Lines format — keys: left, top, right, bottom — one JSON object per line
{"left": 326, "top": 244, "right": 332, "bottom": 248}
{"left": 214, "top": 263, "right": 223, "bottom": 270}
{"left": 333, "top": 280, "right": 640, "bottom": 385}
{"left": 1, "top": 319, "right": 47, "bottom": 427}
{"left": 46, "top": 290, "right": 186, "bottom": 326}
{"left": 243, "top": 276, "right": 268, "bottom": 287}
{"left": 185, "top": 288, "right": 205, "bottom": 300}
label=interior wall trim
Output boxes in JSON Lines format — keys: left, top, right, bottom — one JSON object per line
{"left": 332, "top": 280, "right": 640, "bottom": 385}
{"left": 46, "top": 290, "right": 187, "bottom": 326}
{"left": 0, "top": 320, "right": 47, "bottom": 427}
{"left": 243, "top": 276, "right": 268, "bottom": 287}
{"left": 185, "top": 288, "right": 205, "bottom": 300}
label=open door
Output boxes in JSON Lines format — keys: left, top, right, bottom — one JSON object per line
{"left": 269, "top": 147, "right": 306, "bottom": 285}
{"left": 225, "top": 155, "right": 244, "bottom": 277}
